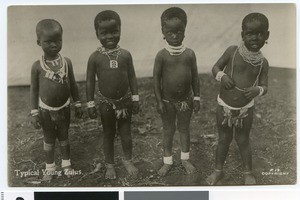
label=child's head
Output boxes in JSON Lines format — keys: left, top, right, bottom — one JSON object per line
{"left": 241, "top": 13, "right": 270, "bottom": 52}
{"left": 161, "top": 7, "right": 187, "bottom": 46}
{"left": 36, "top": 19, "right": 63, "bottom": 57}
{"left": 94, "top": 10, "right": 121, "bottom": 49}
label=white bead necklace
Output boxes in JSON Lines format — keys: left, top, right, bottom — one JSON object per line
{"left": 165, "top": 43, "right": 186, "bottom": 56}
{"left": 238, "top": 43, "right": 264, "bottom": 67}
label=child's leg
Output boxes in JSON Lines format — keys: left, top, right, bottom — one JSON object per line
{"left": 57, "top": 107, "right": 72, "bottom": 177}
{"left": 158, "top": 102, "right": 176, "bottom": 176}
{"left": 235, "top": 107, "right": 256, "bottom": 184}
{"left": 117, "top": 107, "right": 139, "bottom": 176}
{"left": 207, "top": 105, "right": 233, "bottom": 185}
{"left": 99, "top": 103, "right": 117, "bottom": 179}
{"left": 39, "top": 109, "right": 57, "bottom": 181}
{"left": 177, "top": 102, "right": 195, "bottom": 174}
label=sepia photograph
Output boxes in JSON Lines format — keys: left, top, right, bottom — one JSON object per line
{"left": 7, "top": 3, "right": 296, "bottom": 187}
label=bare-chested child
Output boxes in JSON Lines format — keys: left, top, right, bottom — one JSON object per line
{"left": 153, "top": 7, "right": 200, "bottom": 176}
{"left": 30, "top": 19, "right": 83, "bottom": 181}
{"left": 86, "top": 10, "right": 139, "bottom": 179}
{"left": 206, "top": 13, "right": 270, "bottom": 185}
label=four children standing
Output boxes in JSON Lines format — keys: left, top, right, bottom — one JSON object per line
{"left": 30, "top": 7, "right": 270, "bottom": 185}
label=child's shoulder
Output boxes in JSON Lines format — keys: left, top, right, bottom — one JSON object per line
{"left": 31, "top": 59, "right": 41, "bottom": 71}
{"left": 225, "top": 45, "right": 238, "bottom": 54}
{"left": 219, "top": 45, "right": 239, "bottom": 59}
{"left": 262, "top": 57, "right": 269, "bottom": 68}
{"left": 185, "top": 47, "right": 196, "bottom": 56}
{"left": 120, "top": 48, "right": 131, "bottom": 55}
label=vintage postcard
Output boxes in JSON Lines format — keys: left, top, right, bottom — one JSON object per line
{"left": 7, "top": 3, "right": 296, "bottom": 187}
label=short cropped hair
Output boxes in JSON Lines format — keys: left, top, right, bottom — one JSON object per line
{"left": 161, "top": 7, "right": 187, "bottom": 28}
{"left": 94, "top": 10, "right": 121, "bottom": 31}
{"left": 242, "top": 12, "right": 269, "bottom": 31}
{"left": 36, "top": 19, "right": 63, "bottom": 39}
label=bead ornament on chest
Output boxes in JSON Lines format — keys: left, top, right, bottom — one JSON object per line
{"left": 97, "top": 45, "right": 121, "bottom": 69}
{"left": 40, "top": 53, "right": 68, "bottom": 84}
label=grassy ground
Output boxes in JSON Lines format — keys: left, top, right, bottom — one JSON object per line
{"left": 7, "top": 67, "right": 296, "bottom": 187}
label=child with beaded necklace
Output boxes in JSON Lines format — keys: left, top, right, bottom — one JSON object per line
{"left": 30, "top": 19, "right": 83, "bottom": 181}
{"left": 153, "top": 7, "right": 200, "bottom": 176}
{"left": 207, "top": 13, "right": 270, "bottom": 185}
{"left": 86, "top": 10, "right": 139, "bottom": 179}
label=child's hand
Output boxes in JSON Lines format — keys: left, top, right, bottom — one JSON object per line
{"left": 88, "top": 107, "right": 97, "bottom": 119}
{"left": 193, "top": 100, "right": 200, "bottom": 113}
{"left": 132, "top": 101, "right": 139, "bottom": 114}
{"left": 221, "top": 75, "right": 235, "bottom": 90}
{"left": 156, "top": 101, "right": 166, "bottom": 114}
{"left": 243, "top": 87, "right": 260, "bottom": 100}
{"left": 75, "top": 107, "right": 83, "bottom": 118}
{"left": 31, "top": 115, "right": 41, "bottom": 129}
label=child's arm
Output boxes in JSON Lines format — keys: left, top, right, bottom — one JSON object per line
{"left": 30, "top": 62, "right": 41, "bottom": 129}
{"left": 153, "top": 51, "right": 165, "bottom": 114}
{"left": 190, "top": 50, "right": 200, "bottom": 113}
{"left": 243, "top": 59, "right": 269, "bottom": 100}
{"left": 212, "top": 46, "right": 236, "bottom": 89}
{"left": 66, "top": 58, "right": 83, "bottom": 118}
{"left": 127, "top": 52, "right": 139, "bottom": 114}
{"left": 86, "top": 54, "right": 97, "bottom": 119}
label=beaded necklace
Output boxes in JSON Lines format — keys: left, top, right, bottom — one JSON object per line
{"left": 230, "top": 47, "right": 263, "bottom": 92}
{"left": 165, "top": 43, "right": 186, "bottom": 56}
{"left": 238, "top": 43, "right": 264, "bottom": 67}
{"left": 40, "top": 53, "right": 68, "bottom": 84}
{"left": 97, "top": 45, "right": 121, "bottom": 69}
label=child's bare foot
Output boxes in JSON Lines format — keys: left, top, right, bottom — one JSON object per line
{"left": 122, "top": 160, "right": 139, "bottom": 177}
{"left": 105, "top": 163, "right": 116, "bottom": 179}
{"left": 42, "top": 165, "right": 56, "bottom": 182}
{"left": 63, "top": 166, "right": 74, "bottom": 178}
{"left": 158, "top": 164, "right": 172, "bottom": 176}
{"left": 181, "top": 160, "right": 196, "bottom": 174}
{"left": 206, "top": 170, "right": 224, "bottom": 185}
{"left": 42, "top": 173, "right": 54, "bottom": 182}
{"left": 244, "top": 172, "right": 256, "bottom": 185}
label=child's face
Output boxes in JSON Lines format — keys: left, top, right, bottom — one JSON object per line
{"left": 96, "top": 19, "right": 120, "bottom": 49}
{"left": 37, "top": 27, "right": 62, "bottom": 58}
{"left": 162, "top": 18, "right": 185, "bottom": 46}
{"left": 242, "top": 20, "right": 269, "bottom": 52}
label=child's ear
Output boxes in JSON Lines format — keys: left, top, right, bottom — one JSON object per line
{"left": 266, "top": 31, "right": 270, "bottom": 40}
{"left": 241, "top": 31, "right": 245, "bottom": 41}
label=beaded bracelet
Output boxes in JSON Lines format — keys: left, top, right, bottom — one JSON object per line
{"left": 257, "top": 86, "right": 264, "bottom": 96}
{"left": 193, "top": 96, "right": 200, "bottom": 101}
{"left": 74, "top": 101, "right": 82, "bottom": 108}
{"left": 215, "top": 71, "right": 226, "bottom": 82}
{"left": 30, "top": 109, "right": 39, "bottom": 117}
{"left": 87, "top": 101, "right": 96, "bottom": 108}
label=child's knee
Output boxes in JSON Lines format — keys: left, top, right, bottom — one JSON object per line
{"left": 163, "top": 125, "right": 176, "bottom": 135}
{"left": 59, "top": 139, "right": 69, "bottom": 147}
{"left": 235, "top": 134, "right": 250, "bottom": 146}
{"left": 218, "top": 133, "right": 233, "bottom": 146}
{"left": 43, "top": 142, "right": 55, "bottom": 152}
{"left": 177, "top": 124, "right": 189, "bottom": 134}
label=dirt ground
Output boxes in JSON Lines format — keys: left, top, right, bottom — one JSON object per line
{"left": 7, "top": 67, "right": 296, "bottom": 187}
